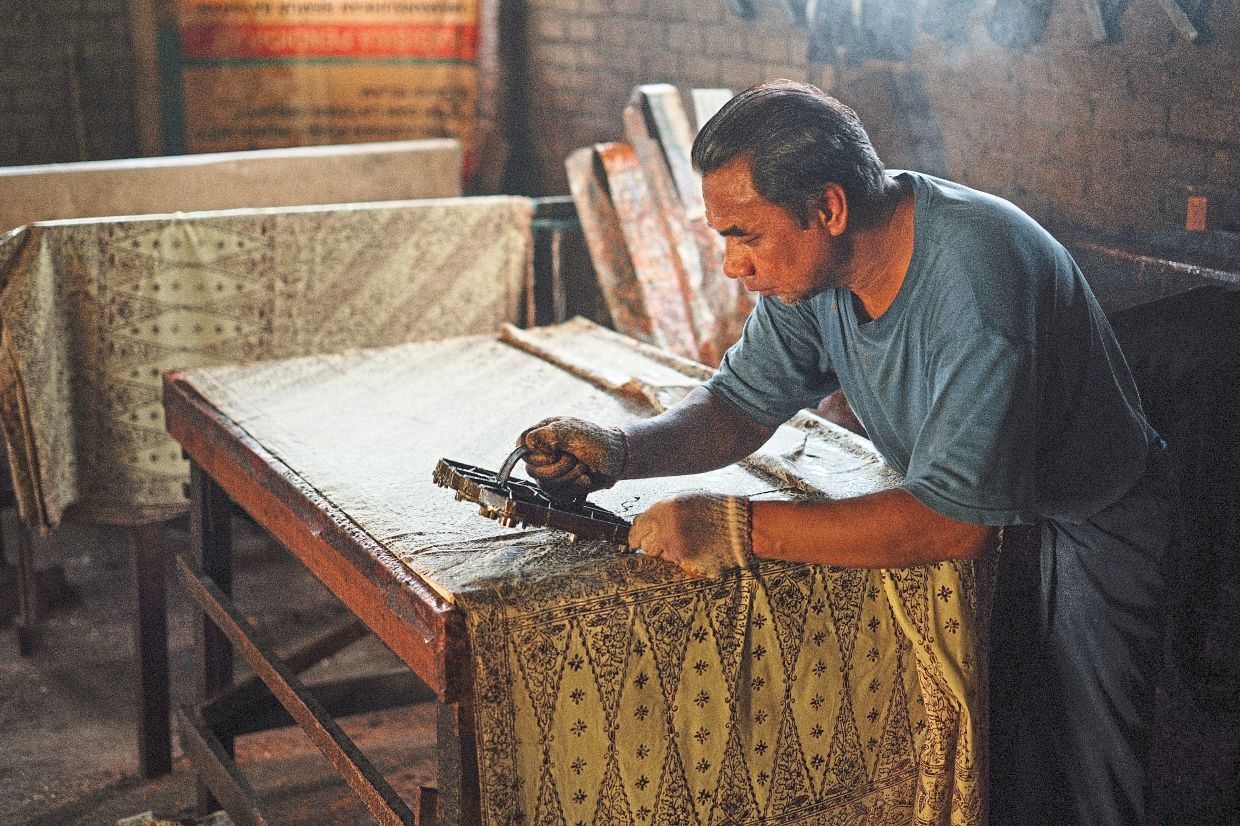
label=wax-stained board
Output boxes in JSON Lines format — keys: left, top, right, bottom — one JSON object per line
{"left": 592, "top": 141, "right": 704, "bottom": 363}
{"left": 159, "top": 0, "right": 482, "bottom": 172}
{"left": 625, "top": 85, "right": 753, "bottom": 360}
{"left": 622, "top": 87, "right": 723, "bottom": 367}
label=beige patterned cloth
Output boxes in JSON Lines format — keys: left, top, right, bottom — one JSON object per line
{"left": 0, "top": 196, "right": 532, "bottom": 529}
{"left": 182, "top": 320, "right": 998, "bottom": 825}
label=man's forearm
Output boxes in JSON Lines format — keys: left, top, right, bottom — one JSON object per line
{"left": 621, "top": 386, "right": 776, "bottom": 480}
{"left": 752, "top": 487, "right": 997, "bottom": 567}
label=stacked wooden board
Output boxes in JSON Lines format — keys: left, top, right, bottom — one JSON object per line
{"left": 567, "top": 86, "right": 752, "bottom": 367}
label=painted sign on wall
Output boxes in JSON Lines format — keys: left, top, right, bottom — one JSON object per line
{"left": 162, "top": 1, "right": 479, "bottom": 164}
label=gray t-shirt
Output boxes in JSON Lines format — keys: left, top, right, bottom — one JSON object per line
{"left": 705, "top": 171, "right": 1153, "bottom": 525}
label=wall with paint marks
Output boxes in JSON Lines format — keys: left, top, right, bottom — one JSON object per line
{"left": 514, "top": 0, "right": 1239, "bottom": 238}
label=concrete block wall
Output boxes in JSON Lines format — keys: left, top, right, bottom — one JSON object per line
{"left": 519, "top": 0, "right": 1239, "bottom": 237}
{"left": 0, "top": 0, "right": 140, "bottom": 165}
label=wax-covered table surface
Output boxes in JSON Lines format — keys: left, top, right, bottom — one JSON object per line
{"left": 175, "top": 319, "right": 999, "bottom": 825}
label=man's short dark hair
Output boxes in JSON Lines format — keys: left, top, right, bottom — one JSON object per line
{"left": 691, "top": 80, "right": 888, "bottom": 229}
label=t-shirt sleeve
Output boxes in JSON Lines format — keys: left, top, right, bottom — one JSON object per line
{"left": 903, "top": 324, "right": 1038, "bottom": 525}
{"left": 703, "top": 296, "right": 840, "bottom": 428}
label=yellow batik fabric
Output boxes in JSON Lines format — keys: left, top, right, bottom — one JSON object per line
{"left": 0, "top": 197, "right": 531, "bottom": 529}
{"left": 463, "top": 542, "right": 998, "bottom": 826}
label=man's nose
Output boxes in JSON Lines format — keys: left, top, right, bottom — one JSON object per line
{"left": 722, "top": 240, "right": 753, "bottom": 280}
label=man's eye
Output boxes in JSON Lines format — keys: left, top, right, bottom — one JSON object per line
{"left": 743, "top": 235, "right": 760, "bottom": 247}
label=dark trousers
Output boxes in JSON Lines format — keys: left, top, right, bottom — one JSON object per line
{"left": 990, "top": 446, "right": 1173, "bottom": 826}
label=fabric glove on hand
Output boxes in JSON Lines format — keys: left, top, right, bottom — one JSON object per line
{"left": 630, "top": 493, "right": 753, "bottom": 578}
{"left": 518, "top": 416, "right": 627, "bottom": 499}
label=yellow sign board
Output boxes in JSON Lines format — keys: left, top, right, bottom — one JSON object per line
{"left": 170, "top": 1, "right": 478, "bottom": 173}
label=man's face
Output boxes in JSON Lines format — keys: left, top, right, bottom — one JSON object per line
{"left": 702, "top": 156, "right": 845, "bottom": 305}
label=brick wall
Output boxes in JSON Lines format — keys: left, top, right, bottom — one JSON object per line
{"left": 1, "top": 1, "right": 1234, "bottom": 237}
{"left": 519, "top": 0, "right": 1239, "bottom": 237}
{"left": 0, "top": 0, "right": 140, "bottom": 165}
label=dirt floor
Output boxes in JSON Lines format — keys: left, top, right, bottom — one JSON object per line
{"left": 0, "top": 512, "right": 437, "bottom": 826}
{"left": 1, "top": 505, "right": 1237, "bottom": 825}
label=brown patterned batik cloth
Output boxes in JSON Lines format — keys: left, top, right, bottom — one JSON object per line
{"left": 0, "top": 197, "right": 531, "bottom": 530}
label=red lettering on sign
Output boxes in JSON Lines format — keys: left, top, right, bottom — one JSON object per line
{"left": 181, "top": 23, "right": 479, "bottom": 60}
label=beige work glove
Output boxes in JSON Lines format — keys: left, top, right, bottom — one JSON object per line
{"left": 518, "top": 416, "right": 628, "bottom": 500}
{"left": 629, "top": 493, "right": 753, "bottom": 578}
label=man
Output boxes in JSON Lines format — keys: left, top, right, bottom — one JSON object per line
{"left": 518, "top": 80, "right": 1170, "bottom": 825}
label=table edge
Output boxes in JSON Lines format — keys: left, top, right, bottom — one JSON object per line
{"left": 162, "top": 370, "right": 470, "bottom": 703}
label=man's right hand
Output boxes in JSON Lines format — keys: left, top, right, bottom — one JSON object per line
{"left": 517, "top": 416, "right": 628, "bottom": 499}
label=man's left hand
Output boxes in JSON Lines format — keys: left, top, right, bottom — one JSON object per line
{"left": 629, "top": 493, "right": 753, "bottom": 578}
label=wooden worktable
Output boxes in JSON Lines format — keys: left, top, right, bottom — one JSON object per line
{"left": 160, "top": 320, "right": 752, "bottom": 824}
{"left": 161, "top": 318, "right": 994, "bottom": 826}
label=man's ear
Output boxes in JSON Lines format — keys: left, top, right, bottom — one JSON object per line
{"left": 820, "top": 182, "right": 848, "bottom": 236}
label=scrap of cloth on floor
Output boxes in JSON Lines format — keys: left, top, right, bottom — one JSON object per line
{"left": 0, "top": 197, "right": 532, "bottom": 530}
{"left": 183, "top": 322, "right": 1002, "bottom": 825}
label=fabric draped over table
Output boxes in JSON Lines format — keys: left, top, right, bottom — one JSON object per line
{"left": 182, "top": 320, "right": 999, "bottom": 825}
{"left": 0, "top": 197, "right": 532, "bottom": 530}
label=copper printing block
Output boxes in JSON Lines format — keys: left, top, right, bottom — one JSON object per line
{"left": 432, "top": 458, "right": 631, "bottom": 546}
